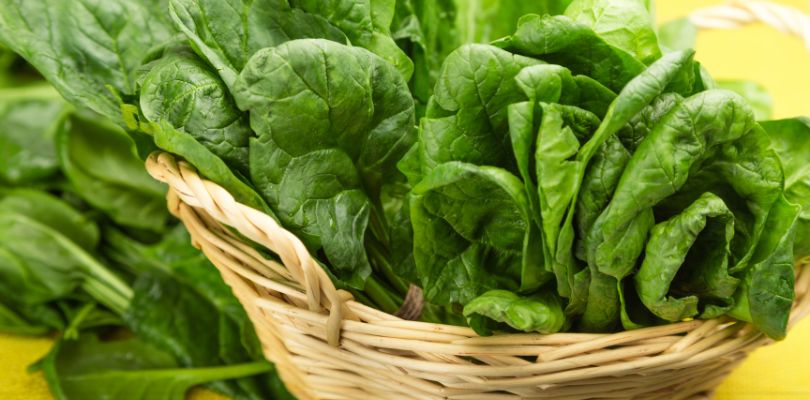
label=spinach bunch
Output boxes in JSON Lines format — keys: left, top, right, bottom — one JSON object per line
{"left": 0, "top": 0, "right": 429, "bottom": 317}
{"left": 0, "top": 0, "right": 807, "bottom": 350}
{"left": 408, "top": 1, "right": 808, "bottom": 340}
{"left": 0, "top": 53, "right": 291, "bottom": 399}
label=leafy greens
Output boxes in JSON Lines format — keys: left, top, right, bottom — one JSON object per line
{"left": 0, "top": 0, "right": 807, "bottom": 367}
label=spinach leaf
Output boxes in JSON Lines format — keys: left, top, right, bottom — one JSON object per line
{"left": 168, "top": 0, "right": 343, "bottom": 89}
{"left": 170, "top": 0, "right": 411, "bottom": 87}
{"left": 0, "top": 0, "right": 173, "bottom": 121}
{"left": 514, "top": 63, "right": 616, "bottom": 117}
{"left": 110, "top": 226, "right": 292, "bottom": 400}
{"left": 420, "top": 44, "right": 541, "bottom": 176}
{"left": 410, "top": 162, "right": 537, "bottom": 305}
{"left": 149, "top": 121, "right": 271, "bottom": 214}
{"left": 0, "top": 195, "right": 131, "bottom": 316}
{"left": 586, "top": 91, "right": 785, "bottom": 332}
{"left": 455, "top": 0, "right": 571, "bottom": 44}
{"left": 574, "top": 136, "right": 629, "bottom": 261}
{"left": 292, "top": 0, "right": 413, "bottom": 79}
{"left": 534, "top": 103, "right": 587, "bottom": 294}
{"left": 589, "top": 91, "right": 781, "bottom": 281}
{"left": 635, "top": 193, "right": 738, "bottom": 321}
{"left": 391, "top": 0, "right": 459, "bottom": 111}
{"left": 549, "top": 50, "right": 694, "bottom": 305}
{"left": 41, "top": 334, "right": 274, "bottom": 400}
{"left": 615, "top": 92, "right": 683, "bottom": 152}
{"left": 0, "top": 299, "right": 51, "bottom": 336}
{"left": 464, "top": 289, "right": 566, "bottom": 336}
{"left": 498, "top": 14, "right": 646, "bottom": 92}
{"left": 139, "top": 49, "right": 252, "bottom": 175}
{"left": 233, "top": 39, "right": 415, "bottom": 289}
{"left": 564, "top": 0, "right": 661, "bottom": 64}
{"left": 0, "top": 87, "right": 65, "bottom": 185}
{"left": 0, "top": 189, "right": 99, "bottom": 251}
{"left": 729, "top": 196, "right": 799, "bottom": 339}
{"left": 576, "top": 93, "right": 682, "bottom": 261}
{"left": 57, "top": 112, "right": 169, "bottom": 232}
{"left": 760, "top": 117, "right": 810, "bottom": 257}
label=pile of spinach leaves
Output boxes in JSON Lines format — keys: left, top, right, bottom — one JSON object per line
{"left": 0, "top": 49, "right": 292, "bottom": 399}
{"left": 0, "top": 8, "right": 808, "bottom": 400}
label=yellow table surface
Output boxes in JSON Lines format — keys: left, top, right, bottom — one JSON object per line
{"left": 2, "top": 1, "right": 809, "bottom": 399}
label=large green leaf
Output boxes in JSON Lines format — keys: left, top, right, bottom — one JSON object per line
{"left": 40, "top": 334, "right": 274, "bottom": 400}
{"left": 635, "top": 193, "right": 738, "bottom": 321}
{"left": 0, "top": 87, "right": 65, "bottom": 185}
{"left": 233, "top": 39, "right": 415, "bottom": 289}
{"left": 170, "top": 0, "right": 411, "bottom": 88}
{"left": 0, "top": 0, "right": 173, "bottom": 121}
{"left": 729, "top": 196, "right": 799, "bottom": 340}
{"left": 139, "top": 49, "right": 252, "bottom": 175}
{"left": 410, "top": 162, "right": 536, "bottom": 305}
{"left": 564, "top": 0, "right": 661, "bottom": 64}
{"left": 111, "top": 226, "right": 292, "bottom": 399}
{"left": 464, "top": 289, "right": 566, "bottom": 336}
{"left": 499, "top": 14, "right": 646, "bottom": 92}
{"left": 0, "top": 201, "right": 131, "bottom": 316}
{"left": 589, "top": 91, "right": 782, "bottom": 280}
{"left": 760, "top": 117, "right": 810, "bottom": 257}
{"left": 56, "top": 112, "right": 169, "bottom": 232}
{"left": 420, "top": 44, "right": 541, "bottom": 176}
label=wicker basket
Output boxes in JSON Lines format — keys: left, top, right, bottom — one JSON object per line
{"left": 145, "top": 2, "right": 810, "bottom": 399}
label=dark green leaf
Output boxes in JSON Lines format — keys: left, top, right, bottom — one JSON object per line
{"left": 410, "top": 162, "right": 534, "bottom": 305}
{"left": 499, "top": 14, "right": 646, "bottom": 92}
{"left": 729, "top": 196, "right": 799, "bottom": 339}
{"left": 564, "top": 0, "right": 661, "bottom": 64}
{"left": 635, "top": 193, "right": 738, "bottom": 321}
{"left": 0, "top": 87, "right": 65, "bottom": 185}
{"left": 139, "top": 50, "right": 252, "bottom": 175}
{"left": 760, "top": 117, "right": 810, "bottom": 257}
{"left": 464, "top": 289, "right": 566, "bottom": 336}
{"left": 421, "top": 44, "right": 541, "bottom": 174}
{"left": 0, "top": 0, "right": 173, "bottom": 121}
{"left": 234, "top": 39, "right": 415, "bottom": 289}
{"left": 113, "top": 226, "right": 291, "bottom": 399}
{"left": 41, "top": 334, "right": 273, "bottom": 400}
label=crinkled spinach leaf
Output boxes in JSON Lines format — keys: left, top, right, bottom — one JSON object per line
{"left": 233, "top": 39, "right": 416, "bottom": 289}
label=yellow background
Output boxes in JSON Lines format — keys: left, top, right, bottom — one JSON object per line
{"left": 1, "top": 1, "right": 809, "bottom": 399}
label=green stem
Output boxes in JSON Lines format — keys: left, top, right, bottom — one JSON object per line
{"left": 81, "top": 279, "right": 129, "bottom": 316}
{"left": 53, "top": 234, "right": 134, "bottom": 303}
{"left": 366, "top": 238, "right": 410, "bottom": 295}
{"left": 63, "top": 303, "right": 96, "bottom": 340}
{"left": 7, "top": 213, "right": 134, "bottom": 315}
{"left": 0, "top": 84, "right": 62, "bottom": 101}
{"left": 363, "top": 276, "right": 402, "bottom": 315}
{"left": 182, "top": 361, "right": 274, "bottom": 386}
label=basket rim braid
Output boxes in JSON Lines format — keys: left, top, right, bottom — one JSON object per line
{"left": 146, "top": 3, "right": 810, "bottom": 399}
{"left": 146, "top": 152, "right": 810, "bottom": 400}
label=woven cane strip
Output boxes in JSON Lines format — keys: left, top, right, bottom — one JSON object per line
{"left": 690, "top": 1, "right": 810, "bottom": 51}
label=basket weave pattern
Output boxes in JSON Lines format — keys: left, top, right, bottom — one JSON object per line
{"left": 145, "top": 3, "right": 810, "bottom": 398}
{"left": 146, "top": 152, "right": 810, "bottom": 400}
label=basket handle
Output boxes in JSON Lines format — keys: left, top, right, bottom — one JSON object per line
{"left": 689, "top": 0, "right": 810, "bottom": 53}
